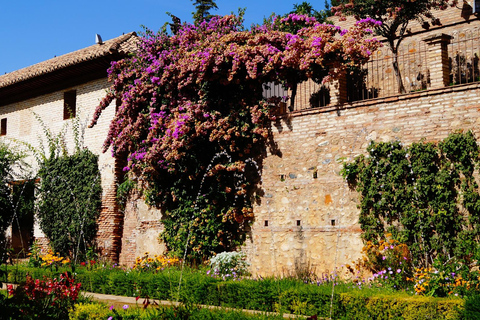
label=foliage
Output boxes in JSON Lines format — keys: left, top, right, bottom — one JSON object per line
{"left": 69, "top": 302, "right": 111, "bottom": 320}
{"left": 0, "top": 142, "right": 29, "bottom": 263}
{"left": 90, "top": 13, "right": 379, "bottom": 260}
{"left": 208, "top": 251, "right": 250, "bottom": 279}
{"left": 38, "top": 249, "right": 71, "bottom": 270}
{"left": 412, "top": 263, "right": 480, "bottom": 297}
{"left": 72, "top": 302, "right": 286, "bottom": 320}
{"left": 6, "top": 272, "right": 81, "bottom": 320}
{"left": 337, "top": 292, "right": 464, "bottom": 320}
{"left": 464, "top": 293, "right": 480, "bottom": 320}
{"left": 342, "top": 131, "right": 480, "bottom": 270}
{"left": 37, "top": 149, "right": 102, "bottom": 261}
{"left": 333, "top": 0, "right": 457, "bottom": 93}
{"left": 289, "top": 1, "right": 333, "bottom": 24}
{"left": 132, "top": 253, "right": 180, "bottom": 272}
{"left": 4, "top": 264, "right": 468, "bottom": 318}
{"left": 356, "top": 237, "right": 413, "bottom": 291}
{"left": 191, "top": 0, "right": 218, "bottom": 25}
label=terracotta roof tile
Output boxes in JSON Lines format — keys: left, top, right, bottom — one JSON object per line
{"left": 0, "top": 32, "right": 137, "bottom": 89}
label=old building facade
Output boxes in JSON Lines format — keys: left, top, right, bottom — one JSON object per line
{"left": 2, "top": 3, "right": 480, "bottom": 275}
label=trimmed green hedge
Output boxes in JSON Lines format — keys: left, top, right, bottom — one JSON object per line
{"left": 70, "top": 302, "right": 285, "bottom": 320}
{"left": 3, "top": 266, "right": 467, "bottom": 319}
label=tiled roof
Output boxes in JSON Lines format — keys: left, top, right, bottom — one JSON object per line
{"left": 0, "top": 32, "right": 137, "bottom": 89}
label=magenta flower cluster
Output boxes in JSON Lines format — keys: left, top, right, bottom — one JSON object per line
{"left": 89, "top": 13, "right": 380, "bottom": 209}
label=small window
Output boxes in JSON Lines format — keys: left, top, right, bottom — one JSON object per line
{"left": 64, "top": 90, "right": 76, "bottom": 120}
{"left": 1, "top": 118, "right": 7, "bottom": 136}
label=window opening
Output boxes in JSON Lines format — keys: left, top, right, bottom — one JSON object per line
{"left": 0, "top": 118, "right": 6, "bottom": 136}
{"left": 64, "top": 90, "right": 77, "bottom": 120}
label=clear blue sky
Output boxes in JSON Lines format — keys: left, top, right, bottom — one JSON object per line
{"left": 1, "top": 1, "right": 327, "bottom": 75}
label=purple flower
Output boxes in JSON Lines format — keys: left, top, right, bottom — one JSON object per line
{"left": 123, "top": 304, "right": 129, "bottom": 310}
{"left": 109, "top": 305, "right": 114, "bottom": 311}
{"left": 397, "top": 269, "right": 401, "bottom": 273}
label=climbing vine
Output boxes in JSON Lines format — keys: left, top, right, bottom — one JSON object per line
{"left": 342, "top": 131, "right": 480, "bottom": 269}
{"left": 32, "top": 113, "right": 102, "bottom": 261}
{"left": 37, "top": 149, "right": 102, "bottom": 260}
{"left": 91, "top": 13, "right": 379, "bottom": 260}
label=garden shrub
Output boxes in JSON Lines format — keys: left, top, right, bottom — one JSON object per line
{"left": 37, "top": 148, "right": 102, "bottom": 260}
{"left": 337, "top": 293, "right": 464, "bottom": 320}
{"left": 342, "top": 131, "right": 480, "bottom": 271}
{"left": 69, "top": 302, "right": 110, "bottom": 320}
{"left": 464, "top": 293, "right": 480, "bottom": 319}
{"left": 6, "top": 272, "right": 82, "bottom": 320}
{"left": 3, "top": 265, "right": 468, "bottom": 318}
{"left": 208, "top": 251, "right": 250, "bottom": 279}
{"left": 71, "top": 302, "right": 285, "bottom": 319}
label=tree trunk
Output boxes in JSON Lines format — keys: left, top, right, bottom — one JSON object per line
{"left": 289, "top": 83, "right": 298, "bottom": 111}
{"left": 392, "top": 50, "right": 406, "bottom": 94}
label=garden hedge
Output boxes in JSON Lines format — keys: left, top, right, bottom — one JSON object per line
{"left": 2, "top": 266, "right": 470, "bottom": 319}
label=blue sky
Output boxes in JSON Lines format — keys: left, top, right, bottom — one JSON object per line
{"left": 1, "top": 1, "right": 327, "bottom": 75}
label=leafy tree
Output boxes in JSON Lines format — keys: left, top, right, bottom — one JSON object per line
{"left": 333, "top": 0, "right": 457, "bottom": 93}
{"left": 90, "top": 14, "right": 379, "bottom": 261}
{"left": 191, "top": 0, "right": 218, "bottom": 25}
{"left": 289, "top": 1, "right": 332, "bottom": 23}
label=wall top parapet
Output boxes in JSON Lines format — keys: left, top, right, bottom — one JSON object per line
{"left": 423, "top": 33, "right": 453, "bottom": 44}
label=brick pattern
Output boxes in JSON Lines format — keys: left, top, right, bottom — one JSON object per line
{"left": 2, "top": 6, "right": 480, "bottom": 275}
{"left": 35, "top": 237, "right": 50, "bottom": 254}
{"left": 118, "top": 191, "right": 165, "bottom": 266}
{"left": 0, "top": 77, "right": 121, "bottom": 259}
{"left": 243, "top": 82, "right": 480, "bottom": 276}
{"left": 424, "top": 33, "right": 453, "bottom": 88}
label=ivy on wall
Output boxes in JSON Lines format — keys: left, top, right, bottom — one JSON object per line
{"left": 37, "top": 149, "right": 102, "bottom": 260}
{"left": 342, "top": 131, "right": 480, "bottom": 268}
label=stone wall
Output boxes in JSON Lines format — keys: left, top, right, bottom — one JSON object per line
{"left": 119, "top": 81, "right": 480, "bottom": 275}
{"left": 117, "top": 6, "right": 480, "bottom": 273}
{"left": 244, "top": 82, "right": 480, "bottom": 276}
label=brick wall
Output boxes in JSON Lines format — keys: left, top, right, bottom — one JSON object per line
{"left": 117, "top": 81, "right": 480, "bottom": 274}
{"left": 0, "top": 78, "right": 120, "bottom": 260}
{"left": 242, "top": 82, "right": 480, "bottom": 276}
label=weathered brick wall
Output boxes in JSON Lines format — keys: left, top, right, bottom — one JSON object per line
{"left": 119, "top": 82, "right": 480, "bottom": 274}
{"left": 243, "top": 82, "right": 480, "bottom": 276}
{"left": 0, "top": 78, "right": 120, "bottom": 260}
{"left": 118, "top": 191, "right": 165, "bottom": 265}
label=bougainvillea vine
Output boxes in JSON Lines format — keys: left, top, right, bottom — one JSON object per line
{"left": 90, "top": 14, "right": 379, "bottom": 260}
